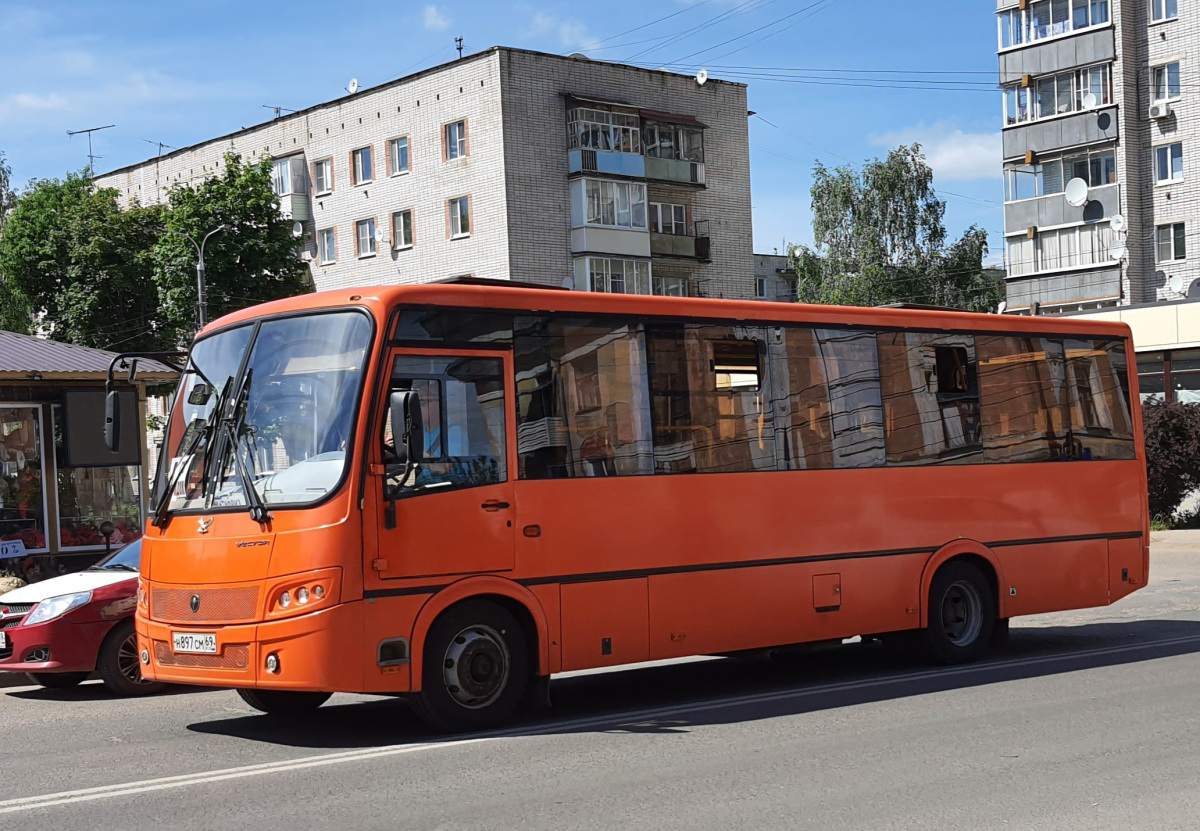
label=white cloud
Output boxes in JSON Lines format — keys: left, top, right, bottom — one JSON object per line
{"left": 10, "top": 93, "right": 68, "bottom": 111}
{"left": 872, "top": 124, "right": 1001, "bottom": 182}
{"left": 526, "top": 12, "right": 600, "bottom": 51}
{"left": 423, "top": 5, "right": 450, "bottom": 31}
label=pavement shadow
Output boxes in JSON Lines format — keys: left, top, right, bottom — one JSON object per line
{"left": 187, "top": 617, "right": 1200, "bottom": 750}
{"left": 8, "top": 682, "right": 217, "bottom": 703}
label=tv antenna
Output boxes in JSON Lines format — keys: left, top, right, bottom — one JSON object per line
{"left": 142, "top": 138, "right": 177, "bottom": 157}
{"left": 263, "top": 104, "right": 297, "bottom": 119}
{"left": 67, "top": 124, "right": 115, "bottom": 171}
{"left": 455, "top": 36, "right": 464, "bottom": 59}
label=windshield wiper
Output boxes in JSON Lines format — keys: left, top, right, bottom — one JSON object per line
{"left": 151, "top": 377, "right": 231, "bottom": 527}
{"left": 100, "top": 563, "right": 139, "bottom": 572}
{"left": 209, "top": 368, "right": 272, "bottom": 524}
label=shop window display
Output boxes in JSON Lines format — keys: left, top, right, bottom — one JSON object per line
{"left": 0, "top": 407, "right": 47, "bottom": 552}
{"left": 53, "top": 407, "right": 142, "bottom": 551}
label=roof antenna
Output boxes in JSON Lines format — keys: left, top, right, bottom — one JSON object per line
{"left": 67, "top": 124, "right": 115, "bottom": 172}
{"left": 455, "top": 36, "right": 464, "bottom": 59}
{"left": 262, "top": 104, "right": 297, "bottom": 119}
{"left": 142, "top": 138, "right": 177, "bottom": 158}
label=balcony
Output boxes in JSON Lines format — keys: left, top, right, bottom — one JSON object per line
{"left": 568, "top": 149, "right": 645, "bottom": 178}
{"left": 277, "top": 193, "right": 311, "bottom": 222}
{"left": 1004, "top": 183, "right": 1119, "bottom": 230}
{"left": 1002, "top": 105, "right": 1118, "bottom": 158}
{"left": 570, "top": 226, "right": 651, "bottom": 258}
{"left": 645, "top": 157, "right": 705, "bottom": 186}
{"left": 998, "top": 27, "right": 1114, "bottom": 83}
{"left": 650, "top": 221, "right": 711, "bottom": 261}
{"left": 1005, "top": 267, "right": 1122, "bottom": 309}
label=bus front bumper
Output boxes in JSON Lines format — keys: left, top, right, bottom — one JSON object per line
{"left": 137, "top": 601, "right": 367, "bottom": 693}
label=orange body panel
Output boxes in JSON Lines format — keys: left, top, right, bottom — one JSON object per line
{"left": 135, "top": 284, "right": 1150, "bottom": 696}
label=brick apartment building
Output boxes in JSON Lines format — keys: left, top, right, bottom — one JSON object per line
{"left": 94, "top": 47, "right": 756, "bottom": 300}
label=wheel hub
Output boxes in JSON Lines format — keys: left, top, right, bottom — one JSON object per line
{"left": 941, "top": 579, "right": 983, "bottom": 646}
{"left": 442, "top": 625, "right": 510, "bottom": 709}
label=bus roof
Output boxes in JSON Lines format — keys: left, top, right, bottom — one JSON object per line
{"left": 200, "top": 282, "right": 1133, "bottom": 342}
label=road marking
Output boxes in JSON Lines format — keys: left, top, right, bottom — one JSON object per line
{"left": 4, "top": 632, "right": 1200, "bottom": 815}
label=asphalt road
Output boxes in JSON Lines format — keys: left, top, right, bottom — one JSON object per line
{"left": 5, "top": 536, "right": 1200, "bottom": 831}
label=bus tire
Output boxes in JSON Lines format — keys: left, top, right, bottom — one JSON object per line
{"left": 237, "top": 688, "right": 332, "bottom": 717}
{"left": 924, "top": 561, "right": 996, "bottom": 665}
{"left": 98, "top": 619, "right": 167, "bottom": 697}
{"left": 410, "top": 599, "right": 529, "bottom": 733}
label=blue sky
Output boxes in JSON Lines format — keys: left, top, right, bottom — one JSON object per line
{"left": 0, "top": 1, "right": 1003, "bottom": 263}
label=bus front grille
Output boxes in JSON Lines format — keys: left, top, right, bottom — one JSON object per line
{"left": 154, "top": 641, "right": 250, "bottom": 670}
{"left": 151, "top": 587, "right": 260, "bottom": 623}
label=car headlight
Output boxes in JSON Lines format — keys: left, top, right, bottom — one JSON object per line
{"left": 25, "top": 592, "right": 93, "bottom": 626}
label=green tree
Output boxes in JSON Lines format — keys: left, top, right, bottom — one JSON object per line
{"left": 0, "top": 170, "right": 170, "bottom": 349}
{"left": 154, "top": 152, "right": 312, "bottom": 338}
{"left": 789, "top": 144, "right": 1003, "bottom": 313}
{"left": 0, "top": 151, "right": 29, "bottom": 333}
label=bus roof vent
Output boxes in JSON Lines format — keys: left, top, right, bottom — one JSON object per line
{"left": 433, "top": 276, "right": 570, "bottom": 291}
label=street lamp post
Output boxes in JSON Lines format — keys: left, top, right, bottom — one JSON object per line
{"left": 167, "top": 224, "right": 229, "bottom": 328}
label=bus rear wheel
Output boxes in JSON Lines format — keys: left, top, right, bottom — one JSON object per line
{"left": 237, "top": 688, "right": 332, "bottom": 717}
{"left": 924, "top": 561, "right": 996, "bottom": 664}
{"left": 410, "top": 599, "right": 529, "bottom": 733}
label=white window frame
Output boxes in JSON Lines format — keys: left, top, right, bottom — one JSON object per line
{"left": 317, "top": 228, "right": 336, "bottom": 264}
{"left": 353, "top": 147, "right": 373, "bottom": 184}
{"left": 271, "top": 158, "right": 292, "bottom": 196}
{"left": 1003, "top": 63, "right": 1112, "bottom": 127}
{"left": 356, "top": 218, "right": 376, "bottom": 258}
{"left": 653, "top": 274, "right": 687, "bottom": 297}
{"left": 584, "top": 179, "right": 648, "bottom": 230}
{"left": 445, "top": 121, "right": 467, "bottom": 161}
{"left": 754, "top": 278, "right": 767, "bottom": 299}
{"left": 1000, "top": 0, "right": 1109, "bottom": 50}
{"left": 1153, "top": 62, "right": 1182, "bottom": 103}
{"left": 644, "top": 122, "right": 704, "bottom": 163}
{"left": 576, "top": 257, "right": 652, "bottom": 294}
{"left": 1157, "top": 222, "right": 1187, "bottom": 262}
{"left": 566, "top": 107, "right": 642, "bottom": 154}
{"left": 392, "top": 209, "right": 414, "bottom": 250}
{"left": 1152, "top": 0, "right": 1178, "bottom": 22}
{"left": 388, "top": 137, "right": 410, "bottom": 176}
{"left": 1154, "top": 142, "right": 1184, "bottom": 184}
{"left": 449, "top": 196, "right": 470, "bottom": 238}
{"left": 1005, "top": 221, "right": 1115, "bottom": 277}
{"left": 650, "top": 202, "right": 688, "bottom": 235}
{"left": 313, "top": 158, "right": 332, "bottom": 195}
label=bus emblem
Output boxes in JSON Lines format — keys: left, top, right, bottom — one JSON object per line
{"left": 190, "top": 595, "right": 201, "bottom": 613}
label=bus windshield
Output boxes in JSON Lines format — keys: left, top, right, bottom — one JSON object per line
{"left": 160, "top": 311, "right": 372, "bottom": 514}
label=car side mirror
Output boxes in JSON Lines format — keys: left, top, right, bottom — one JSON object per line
{"left": 104, "top": 390, "right": 121, "bottom": 452}
{"left": 389, "top": 390, "right": 424, "bottom": 468}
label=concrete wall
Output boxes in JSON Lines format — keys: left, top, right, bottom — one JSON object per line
{"left": 999, "top": 27, "right": 1116, "bottom": 84}
{"left": 1002, "top": 106, "right": 1120, "bottom": 158}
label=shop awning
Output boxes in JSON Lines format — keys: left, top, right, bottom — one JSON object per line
{"left": 0, "top": 330, "right": 178, "bottom": 381}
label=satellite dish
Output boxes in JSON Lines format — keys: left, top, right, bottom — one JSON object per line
{"left": 567, "top": 52, "right": 589, "bottom": 60}
{"left": 997, "top": 300, "right": 1008, "bottom": 315}
{"left": 1110, "top": 214, "right": 1126, "bottom": 232}
{"left": 291, "top": 222, "right": 303, "bottom": 238}
{"left": 374, "top": 227, "right": 386, "bottom": 244}
{"left": 1108, "top": 240, "right": 1127, "bottom": 261}
{"left": 1081, "top": 92, "right": 1098, "bottom": 109}
{"left": 696, "top": 68, "right": 709, "bottom": 86}
{"left": 561, "top": 274, "right": 575, "bottom": 290}
{"left": 1064, "top": 177, "right": 1089, "bottom": 207}
{"left": 347, "top": 78, "right": 359, "bottom": 94}
{"left": 1170, "top": 274, "right": 1185, "bottom": 294}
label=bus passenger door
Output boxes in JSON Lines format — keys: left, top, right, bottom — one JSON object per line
{"left": 374, "top": 349, "right": 515, "bottom": 579}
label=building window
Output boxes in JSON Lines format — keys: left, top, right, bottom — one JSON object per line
{"left": 755, "top": 278, "right": 766, "bottom": 299}
{"left": 1153, "top": 62, "right": 1181, "bottom": 102}
{"left": 352, "top": 146, "right": 373, "bottom": 184}
{"left": 566, "top": 107, "right": 641, "bottom": 154}
{"left": 445, "top": 120, "right": 467, "bottom": 160}
{"left": 1003, "top": 64, "right": 1112, "bottom": 126}
{"left": 574, "top": 257, "right": 651, "bottom": 294}
{"left": 650, "top": 202, "right": 687, "bottom": 235}
{"left": 999, "top": 0, "right": 1108, "bottom": 49}
{"left": 270, "top": 157, "right": 306, "bottom": 197}
{"left": 1005, "top": 222, "right": 1117, "bottom": 277}
{"left": 1153, "top": 0, "right": 1178, "bottom": 22}
{"left": 356, "top": 218, "right": 376, "bottom": 257}
{"left": 584, "top": 180, "right": 648, "bottom": 230}
{"left": 644, "top": 122, "right": 704, "bottom": 162}
{"left": 392, "top": 210, "right": 413, "bottom": 249}
{"left": 1003, "top": 148, "right": 1116, "bottom": 201}
{"left": 1158, "top": 223, "right": 1186, "bottom": 262}
{"left": 1154, "top": 143, "right": 1184, "bottom": 183}
{"left": 313, "top": 158, "right": 333, "bottom": 195}
{"left": 654, "top": 275, "right": 688, "bottom": 297}
{"left": 388, "top": 137, "right": 410, "bottom": 176}
{"left": 448, "top": 196, "right": 470, "bottom": 238}
{"left": 317, "top": 228, "right": 336, "bottom": 263}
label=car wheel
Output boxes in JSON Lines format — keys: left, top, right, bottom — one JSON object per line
{"left": 26, "top": 672, "right": 90, "bottom": 689}
{"left": 98, "top": 619, "right": 167, "bottom": 697}
{"left": 924, "top": 561, "right": 996, "bottom": 664}
{"left": 410, "top": 599, "right": 529, "bottom": 733}
{"left": 237, "top": 688, "right": 332, "bottom": 716}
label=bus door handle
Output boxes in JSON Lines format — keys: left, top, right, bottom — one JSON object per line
{"left": 481, "top": 500, "right": 510, "bottom": 512}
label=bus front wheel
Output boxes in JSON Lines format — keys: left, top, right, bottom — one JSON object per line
{"left": 924, "top": 561, "right": 996, "bottom": 664}
{"left": 237, "top": 688, "right": 332, "bottom": 717}
{"left": 411, "top": 599, "right": 530, "bottom": 733}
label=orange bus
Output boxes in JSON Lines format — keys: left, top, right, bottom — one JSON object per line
{"left": 134, "top": 281, "right": 1149, "bottom": 731}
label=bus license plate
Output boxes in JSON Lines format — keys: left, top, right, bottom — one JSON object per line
{"left": 173, "top": 632, "right": 217, "bottom": 654}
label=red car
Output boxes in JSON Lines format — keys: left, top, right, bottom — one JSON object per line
{"left": 0, "top": 540, "right": 164, "bottom": 695}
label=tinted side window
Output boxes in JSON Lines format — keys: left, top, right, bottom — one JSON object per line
{"left": 877, "top": 332, "right": 983, "bottom": 465}
{"left": 394, "top": 309, "right": 513, "bottom": 344}
{"left": 646, "top": 324, "right": 775, "bottom": 474}
{"left": 513, "top": 318, "right": 653, "bottom": 479}
{"left": 820, "top": 330, "right": 886, "bottom": 469}
{"left": 1057, "top": 338, "right": 1136, "bottom": 460}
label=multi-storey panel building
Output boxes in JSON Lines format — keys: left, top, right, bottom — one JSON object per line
{"left": 93, "top": 47, "right": 755, "bottom": 299}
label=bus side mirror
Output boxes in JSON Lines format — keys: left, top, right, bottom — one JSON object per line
{"left": 389, "top": 390, "right": 424, "bottom": 468}
{"left": 104, "top": 390, "right": 121, "bottom": 452}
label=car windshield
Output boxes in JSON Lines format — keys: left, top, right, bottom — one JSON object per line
{"left": 160, "top": 311, "right": 372, "bottom": 513}
{"left": 90, "top": 539, "right": 142, "bottom": 570}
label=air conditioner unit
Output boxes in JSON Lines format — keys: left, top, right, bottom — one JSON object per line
{"left": 1150, "top": 102, "right": 1173, "bottom": 119}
